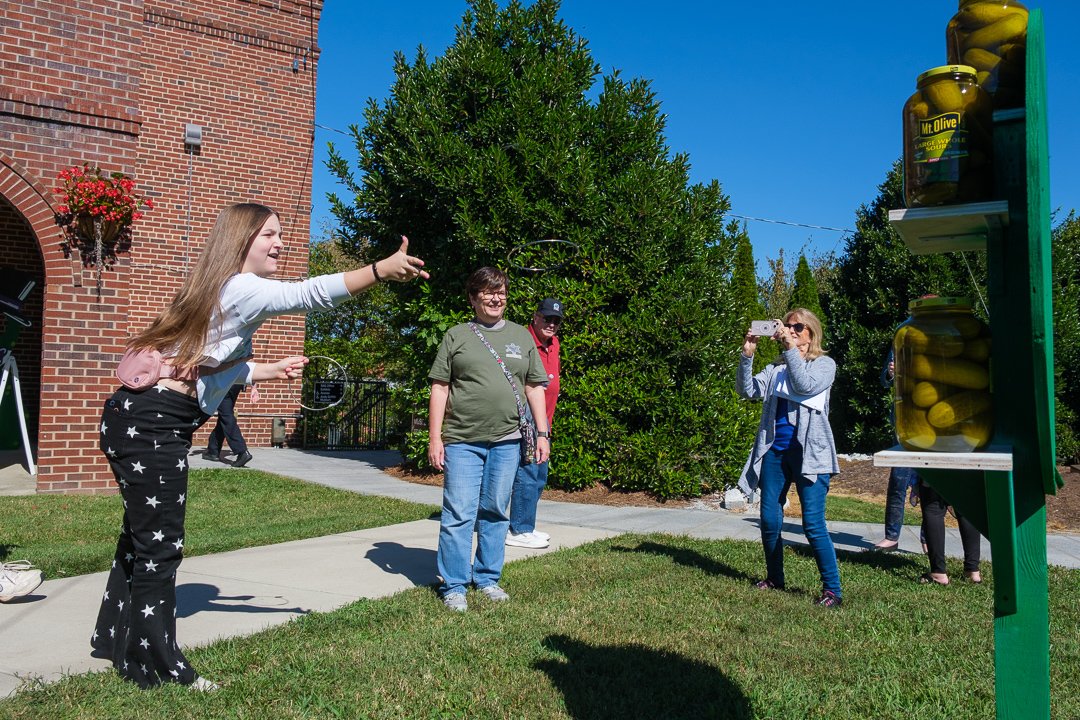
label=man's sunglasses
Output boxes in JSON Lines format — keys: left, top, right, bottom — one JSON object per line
{"left": 542, "top": 315, "right": 562, "bottom": 325}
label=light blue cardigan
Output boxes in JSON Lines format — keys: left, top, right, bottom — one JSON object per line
{"left": 736, "top": 347, "right": 840, "bottom": 495}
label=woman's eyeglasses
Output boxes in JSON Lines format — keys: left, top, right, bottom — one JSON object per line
{"left": 478, "top": 289, "right": 507, "bottom": 299}
{"left": 785, "top": 322, "right": 806, "bottom": 334}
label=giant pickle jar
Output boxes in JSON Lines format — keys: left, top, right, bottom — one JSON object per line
{"left": 894, "top": 297, "right": 993, "bottom": 452}
{"left": 903, "top": 65, "right": 993, "bottom": 208}
{"left": 947, "top": 0, "right": 1028, "bottom": 110}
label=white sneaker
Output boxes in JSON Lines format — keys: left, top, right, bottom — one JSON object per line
{"left": 442, "top": 592, "right": 467, "bottom": 612}
{"left": 190, "top": 676, "right": 220, "bottom": 692}
{"left": 505, "top": 531, "right": 549, "bottom": 549}
{"left": 531, "top": 530, "right": 550, "bottom": 541}
{"left": 0, "top": 561, "right": 43, "bottom": 602}
{"left": 478, "top": 584, "right": 510, "bottom": 602}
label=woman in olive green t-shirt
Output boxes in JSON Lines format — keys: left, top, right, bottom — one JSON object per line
{"left": 428, "top": 267, "right": 549, "bottom": 612}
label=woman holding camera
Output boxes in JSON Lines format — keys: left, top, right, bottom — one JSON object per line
{"left": 92, "top": 203, "right": 427, "bottom": 689}
{"left": 736, "top": 308, "right": 843, "bottom": 608}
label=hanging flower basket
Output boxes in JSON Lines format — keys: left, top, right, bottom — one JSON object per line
{"left": 53, "top": 163, "right": 153, "bottom": 292}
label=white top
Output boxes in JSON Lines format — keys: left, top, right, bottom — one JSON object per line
{"left": 194, "top": 272, "right": 353, "bottom": 413}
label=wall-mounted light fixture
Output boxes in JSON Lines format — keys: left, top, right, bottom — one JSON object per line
{"left": 184, "top": 123, "right": 203, "bottom": 148}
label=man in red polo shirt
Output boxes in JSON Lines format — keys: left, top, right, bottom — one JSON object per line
{"left": 505, "top": 297, "right": 563, "bottom": 548}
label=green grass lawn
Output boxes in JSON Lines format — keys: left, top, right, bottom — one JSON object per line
{"left": 826, "top": 494, "right": 923, "bottom": 527}
{"left": 0, "top": 534, "right": 1076, "bottom": 719}
{"left": 0, "top": 468, "right": 438, "bottom": 578}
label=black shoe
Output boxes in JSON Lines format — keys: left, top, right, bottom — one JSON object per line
{"left": 201, "top": 451, "right": 223, "bottom": 462}
{"left": 232, "top": 450, "right": 253, "bottom": 468}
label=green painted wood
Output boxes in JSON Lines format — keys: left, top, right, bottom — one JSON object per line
{"left": 984, "top": 12, "right": 1051, "bottom": 718}
{"left": 994, "top": 493, "right": 1050, "bottom": 719}
{"left": 1023, "top": 11, "right": 1063, "bottom": 494}
{"left": 983, "top": 469, "right": 1017, "bottom": 615}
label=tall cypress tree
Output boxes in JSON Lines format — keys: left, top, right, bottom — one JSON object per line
{"left": 730, "top": 223, "right": 763, "bottom": 325}
{"left": 790, "top": 253, "right": 824, "bottom": 323}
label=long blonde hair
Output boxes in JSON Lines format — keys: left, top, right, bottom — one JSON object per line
{"left": 129, "top": 203, "right": 277, "bottom": 368}
{"left": 786, "top": 308, "right": 826, "bottom": 360}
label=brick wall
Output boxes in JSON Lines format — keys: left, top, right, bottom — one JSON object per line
{"left": 1, "top": 0, "right": 322, "bottom": 493}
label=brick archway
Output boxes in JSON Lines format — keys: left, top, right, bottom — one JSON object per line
{"left": 0, "top": 153, "right": 52, "bottom": 455}
{"left": 0, "top": 153, "right": 63, "bottom": 277}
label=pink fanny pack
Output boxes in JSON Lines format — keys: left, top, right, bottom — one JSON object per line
{"left": 116, "top": 349, "right": 248, "bottom": 390}
{"left": 116, "top": 349, "right": 198, "bottom": 390}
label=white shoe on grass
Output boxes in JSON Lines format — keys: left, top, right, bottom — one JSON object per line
{"left": 442, "top": 592, "right": 467, "bottom": 612}
{"left": 478, "top": 585, "right": 510, "bottom": 602}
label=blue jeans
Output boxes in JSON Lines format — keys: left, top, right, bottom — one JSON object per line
{"left": 758, "top": 446, "right": 842, "bottom": 597}
{"left": 884, "top": 466, "right": 918, "bottom": 541}
{"left": 437, "top": 440, "right": 519, "bottom": 596}
{"left": 509, "top": 460, "right": 548, "bottom": 535}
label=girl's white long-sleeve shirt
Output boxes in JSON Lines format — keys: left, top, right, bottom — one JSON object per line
{"left": 194, "top": 272, "right": 352, "bottom": 413}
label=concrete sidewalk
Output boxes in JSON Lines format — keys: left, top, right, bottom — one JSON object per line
{"left": 2, "top": 448, "right": 1078, "bottom": 697}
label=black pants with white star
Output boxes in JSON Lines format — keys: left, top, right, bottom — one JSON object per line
{"left": 92, "top": 385, "right": 209, "bottom": 687}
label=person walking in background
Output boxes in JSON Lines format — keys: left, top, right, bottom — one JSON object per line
{"left": 92, "top": 202, "right": 427, "bottom": 689}
{"left": 736, "top": 309, "right": 844, "bottom": 608}
{"left": 428, "top": 267, "right": 550, "bottom": 612}
{"left": 506, "top": 297, "right": 564, "bottom": 549}
{"left": 869, "top": 351, "right": 919, "bottom": 551}
{"left": 202, "top": 383, "right": 252, "bottom": 467}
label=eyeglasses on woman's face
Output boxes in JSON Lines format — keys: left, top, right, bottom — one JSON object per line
{"left": 478, "top": 289, "right": 507, "bottom": 300}
{"left": 784, "top": 322, "right": 807, "bottom": 334}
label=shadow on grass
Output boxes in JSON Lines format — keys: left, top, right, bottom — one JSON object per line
{"left": 611, "top": 540, "right": 753, "bottom": 583}
{"left": 364, "top": 541, "right": 438, "bottom": 587}
{"left": 176, "top": 583, "right": 309, "bottom": 619}
{"left": 741, "top": 515, "right": 873, "bottom": 549}
{"left": 535, "top": 634, "right": 751, "bottom": 720}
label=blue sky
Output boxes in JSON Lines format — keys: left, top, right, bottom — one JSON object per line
{"left": 311, "top": 1, "right": 1078, "bottom": 270}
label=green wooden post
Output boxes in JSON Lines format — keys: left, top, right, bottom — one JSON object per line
{"left": 880, "top": 11, "right": 1061, "bottom": 718}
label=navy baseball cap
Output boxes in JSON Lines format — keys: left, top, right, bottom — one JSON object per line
{"left": 536, "top": 297, "right": 564, "bottom": 318}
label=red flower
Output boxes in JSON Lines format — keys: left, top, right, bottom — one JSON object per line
{"left": 54, "top": 163, "right": 154, "bottom": 269}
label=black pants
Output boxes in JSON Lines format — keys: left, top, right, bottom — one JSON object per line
{"left": 92, "top": 386, "right": 209, "bottom": 687}
{"left": 206, "top": 384, "right": 247, "bottom": 455}
{"left": 919, "top": 481, "right": 982, "bottom": 576}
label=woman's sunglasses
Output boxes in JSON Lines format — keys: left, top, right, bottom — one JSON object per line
{"left": 784, "top": 322, "right": 806, "bottom": 334}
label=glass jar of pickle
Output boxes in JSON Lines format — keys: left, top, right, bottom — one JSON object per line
{"left": 947, "top": 0, "right": 1028, "bottom": 110}
{"left": 903, "top": 64, "right": 994, "bottom": 208}
{"left": 893, "top": 297, "right": 993, "bottom": 452}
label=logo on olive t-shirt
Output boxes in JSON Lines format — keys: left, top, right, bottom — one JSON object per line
{"left": 505, "top": 343, "right": 523, "bottom": 359}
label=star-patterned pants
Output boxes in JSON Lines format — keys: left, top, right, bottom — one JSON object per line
{"left": 92, "top": 385, "right": 209, "bottom": 688}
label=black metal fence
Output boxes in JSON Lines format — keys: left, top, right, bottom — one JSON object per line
{"left": 300, "top": 379, "right": 389, "bottom": 450}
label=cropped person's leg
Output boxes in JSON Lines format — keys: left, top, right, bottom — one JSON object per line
{"left": 473, "top": 441, "right": 520, "bottom": 589}
{"left": 437, "top": 442, "right": 484, "bottom": 597}
{"left": 795, "top": 472, "right": 842, "bottom": 599}
{"left": 508, "top": 460, "right": 545, "bottom": 536}
{"left": 882, "top": 467, "right": 916, "bottom": 543}
{"left": 756, "top": 449, "right": 787, "bottom": 587}
{"left": 919, "top": 483, "right": 949, "bottom": 578}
